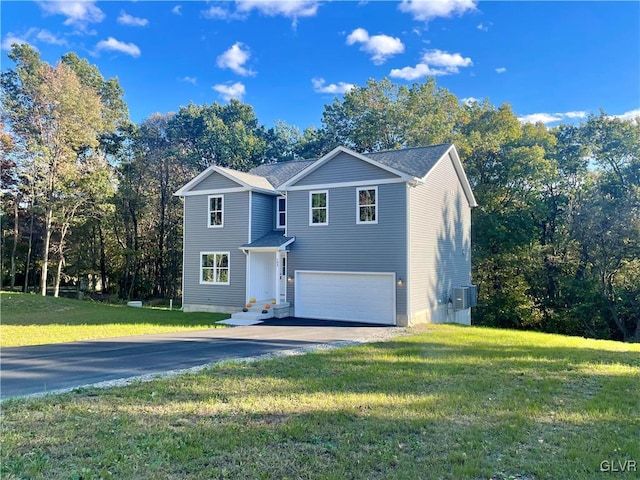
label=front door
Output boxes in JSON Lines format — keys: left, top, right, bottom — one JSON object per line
{"left": 279, "top": 252, "right": 288, "bottom": 302}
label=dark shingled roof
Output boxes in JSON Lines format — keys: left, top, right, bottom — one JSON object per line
{"left": 241, "top": 230, "right": 295, "bottom": 249}
{"left": 249, "top": 159, "right": 316, "bottom": 188}
{"left": 366, "top": 143, "right": 453, "bottom": 178}
{"left": 249, "top": 144, "right": 453, "bottom": 188}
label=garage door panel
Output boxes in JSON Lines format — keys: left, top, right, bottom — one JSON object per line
{"left": 295, "top": 271, "right": 396, "bottom": 325}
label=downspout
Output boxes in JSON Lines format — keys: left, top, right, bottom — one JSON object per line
{"left": 405, "top": 182, "right": 412, "bottom": 326}
{"left": 248, "top": 190, "right": 253, "bottom": 243}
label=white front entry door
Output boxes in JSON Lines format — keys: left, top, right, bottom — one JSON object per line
{"left": 249, "top": 252, "right": 276, "bottom": 301}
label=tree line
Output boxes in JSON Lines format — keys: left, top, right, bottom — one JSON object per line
{"left": 2, "top": 46, "right": 639, "bottom": 341}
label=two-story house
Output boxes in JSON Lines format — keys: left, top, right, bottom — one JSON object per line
{"left": 175, "top": 143, "right": 477, "bottom": 326}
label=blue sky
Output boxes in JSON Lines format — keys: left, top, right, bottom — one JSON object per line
{"left": 2, "top": 1, "right": 639, "bottom": 130}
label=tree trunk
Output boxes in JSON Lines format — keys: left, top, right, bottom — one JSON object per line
{"left": 54, "top": 255, "right": 64, "bottom": 297}
{"left": 52, "top": 206, "right": 76, "bottom": 298}
{"left": 157, "top": 190, "right": 166, "bottom": 297}
{"left": 40, "top": 205, "right": 54, "bottom": 296}
{"left": 10, "top": 198, "right": 19, "bottom": 290}
{"left": 603, "top": 271, "right": 628, "bottom": 341}
{"left": 98, "top": 223, "right": 108, "bottom": 293}
{"left": 632, "top": 322, "right": 640, "bottom": 343}
{"left": 23, "top": 201, "right": 34, "bottom": 293}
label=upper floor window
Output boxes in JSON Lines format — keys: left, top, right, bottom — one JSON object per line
{"left": 309, "top": 190, "right": 328, "bottom": 226}
{"left": 200, "top": 252, "right": 230, "bottom": 285}
{"left": 208, "top": 195, "right": 223, "bottom": 228}
{"left": 357, "top": 187, "right": 377, "bottom": 224}
{"left": 277, "top": 196, "right": 286, "bottom": 229}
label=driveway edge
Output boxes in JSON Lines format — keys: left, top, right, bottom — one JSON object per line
{"left": 2, "top": 327, "right": 408, "bottom": 402}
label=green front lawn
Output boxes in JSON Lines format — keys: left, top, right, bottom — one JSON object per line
{"left": 0, "top": 292, "right": 228, "bottom": 347}
{"left": 2, "top": 325, "right": 638, "bottom": 479}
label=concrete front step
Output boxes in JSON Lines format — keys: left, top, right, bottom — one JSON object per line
{"left": 231, "top": 310, "right": 273, "bottom": 321}
{"left": 229, "top": 300, "right": 289, "bottom": 323}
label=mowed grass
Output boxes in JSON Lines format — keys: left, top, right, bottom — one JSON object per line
{"left": 2, "top": 325, "right": 639, "bottom": 480}
{"left": 0, "top": 292, "right": 228, "bottom": 347}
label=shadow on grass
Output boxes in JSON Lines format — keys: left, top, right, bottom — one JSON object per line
{"left": 1, "top": 292, "right": 228, "bottom": 327}
{"left": 3, "top": 331, "right": 639, "bottom": 480}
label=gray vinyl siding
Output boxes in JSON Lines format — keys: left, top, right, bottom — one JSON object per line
{"left": 286, "top": 182, "right": 407, "bottom": 318}
{"left": 251, "top": 192, "right": 275, "bottom": 241}
{"left": 409, "top": 151, "right": 472, "bottom": 322}
{"left": 293, "top": 151, "right": 400, "bottom": 186}
{"left": 182, "top": 191, "right": 249, "bottom": 307}
{"left": 191, "top": 171, "right": 241, "bottom": 191}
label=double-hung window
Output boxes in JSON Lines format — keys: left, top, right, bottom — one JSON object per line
{"left": 200, "top": 252, "right": 230, "bottom": 285}
{"left": 277, "top": 196, "right": 286, "bottom": 229}
{"left": 309, "top": 190, "right": 328, "bottom": 226}
{"left": 357, "top": 186, "right": 378, "bottom": 224}
{"left": 208, "top": 195, "right": 223, "bottom": 228}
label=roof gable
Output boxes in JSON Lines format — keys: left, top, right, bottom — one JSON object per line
{"left": 174, "top": 165, "right": 275, "bottom": 196}
{"left": 280, "top": 146, "right": 412, "bottom": 189}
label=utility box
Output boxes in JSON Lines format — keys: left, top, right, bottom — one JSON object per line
{"left": 466, "top": 285, "right": 478, "bottom": 307}
{"left": 453, "top": 287, "right": 469, "bottom": 311}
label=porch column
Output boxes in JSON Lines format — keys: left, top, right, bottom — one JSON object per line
{"left": 275, "top": 252, "right": 281, "bottom": 304}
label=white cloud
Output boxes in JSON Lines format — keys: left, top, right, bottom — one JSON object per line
{"left": 217, "top": 42, "right": 255, "bottom": 76}
{"left": 236, "top": 0, "right": 320, "bottom": 18}
{"left": 36, "top": 29, "right": 66, "bottom": 45}
{"left": 95, "top": 37, "right": 141, "bottom": 58}
{"left": 517, "top": 113, "right": 562, "bottom": 125}
{"left": 391, "top": 48, "right": 472, "bottom": 80}
{"left": 422, "top": 49, "right": 472, "bottom": 71}
{"left": 477, "top": 23, "right": 490, "bottom": 32}
{"left": 202, "top": 6, "right": 231, "bottom": 19}
{"left": 346, "top": 27, "right": 369, "bottom": 45}
{"left": 461, "top": 97, "right": 479, "bottom": 106}
{"left": 182, "top": 76, "right": 197, "bottom": 85}
{"left": 346, "top": 28, "right": 404, "bottom": 65}
{"left": 495, "top": 67, "right": 506, "bottom": 74}
{"left": 118, "top": 12, "right": 149, "bottom": 27}
{"left": 398, "top": 0, "right": 477, "bottom": 22}
{"left": 38, "top": 1, "right": 105, "bottom": 30}
{"left": 520, "top": 109, "right": 638, "bottom": 125}
{"left": 2, "top": 28, "right": 66, "bottom": 51}
{"left": 213, "top": 82, "right": 246, "bottom": 101}
{"left": 390, "top": 63, "right": 447, "bottom": 80}
{"left": 312, "top": 78, "right": 355, "bottom": 94}
{"left": 519, "top": 111, "right": 582, "bottom": 124}
{"left": 613, "top": 108, "right": 640, "bottom": 122}
{"left": 563, "top": 111, "right": 587, "bottom": 119}
{"left": 172, "top": 5, "right": 182, "bottom": 15}
{"left": 1, "top": 33, "right": 29, "bottom": 51}
{"left": 519, "top": 111, "right": 591, "bottom": 125}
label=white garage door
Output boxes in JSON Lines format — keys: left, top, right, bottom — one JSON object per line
{"left": 295, "top": 271, "right": 396, "bottom": 325}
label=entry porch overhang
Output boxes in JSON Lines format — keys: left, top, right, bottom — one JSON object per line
{"left": 240, "top": 231, "right": 295, "bottom": 252}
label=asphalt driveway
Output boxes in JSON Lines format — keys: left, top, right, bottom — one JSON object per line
{"left": 0, "top": 318, "right": 396, "bottom": 400}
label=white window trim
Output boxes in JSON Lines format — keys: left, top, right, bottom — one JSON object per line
{"left": 208, "top": 194, "right": 224, "bottom": 228}
{"left": 200, "top": 251, "right": 230, "bottom": 285}
{"left": 309, "top": 190, "right": 329, "bottom": 226}
{"left": 356, "top": 186, "right": 378, "bottom": 224}
{"left": 277, "top": 195, "right": 286, "bottom": 229}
